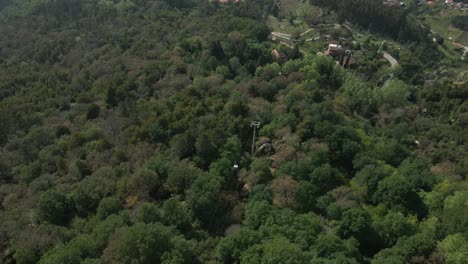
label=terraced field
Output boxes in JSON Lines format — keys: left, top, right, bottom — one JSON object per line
{"left": 276, "top": 0, "right": 322, "bottom": 18}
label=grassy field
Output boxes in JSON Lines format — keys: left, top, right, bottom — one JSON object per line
{"left": 437, "top": 44, "right": 462, "bottom": 61}
{"left": 425, "top": 9, "right": 466, "bottom": 45}
{"left": 267, "top": 15, "right": 309, "bottom": 34}
{"left": 457, "top": 31, "right": 468, "bottom": 46}
{"left": 267, "top": 0, "right": 323, "bottom": 34}
{"left": 277, "top": 0, "right": 321, "bottom": 18}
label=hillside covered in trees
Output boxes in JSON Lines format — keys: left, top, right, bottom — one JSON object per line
{"left": 0, "top": 0, "right": 467, "bottom": 263}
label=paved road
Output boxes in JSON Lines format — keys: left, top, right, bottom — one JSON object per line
{"left": 383, "top": 73, "right": 394, "bottom": 87}
{"left": 382, "top": 52, "right": 398, "bottom": 67}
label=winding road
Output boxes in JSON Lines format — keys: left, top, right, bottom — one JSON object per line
{"left": 382, "top": 52, "right": 398, "bottom": 67}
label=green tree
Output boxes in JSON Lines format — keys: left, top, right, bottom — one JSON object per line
{"left": 103, "top": 223, "right": 194, "bottom": 264}
{"left": 55, "top": 125, "right": 71, "bottom": 138}
{"left": 325, "top": 126, "right": 362, "bottom": 169}
{"left": 106, "top": 86, "right": 117, "bottom": 107}
{"left": 376, "top": 79, "right": 410, "bottom": 109}
{"left": 38, "top": 245, "right": 81, "bottom": 264}
{"left": 277, "top": 159, "right": 316, "bottom": 182}
{"left": 72, "top": 167, "right": 116, "bottom": 215}
{"left": 309, "top": 164, "right": 344, "bottom": 194}
{"left": 312, "top": 234, "right": 360, "bottom": 260}
{"left": 137, "top": 203, "right": 162, "bottom": 224}
{"left": 307, "top": 55, "right": 343, "bottom": 88}
{"left": 194, "top": 132, "right": 219, "bottom": 166}
{"left": 186, "top": 172, "right": 222, "bottom": 228}
{"left": 290, "top": 45, "right": 302, "bottom": 60}
{"left": 248, "top": 184, "right": 273, "bottom": 204}
{"left": 374, "top": 173, "right": 427, "bottom": 217}
{"left": 19, "top": 161, "right": 42, "bottom": 185}
{"left": 371, "top": 139, "right": 409, "bottom": 167}
{"left": 208, "top": 40, "right": 225, "bottom": 60}
{"left": 97, "top": 197, "right": 122, "bottom": 220}
{"left": 75, "top": 160, "right": 91, "bottom": 178}
{"left": 350, "top": 164, "right": 390, "bottom": 202}
{"left": 442, "top": 191, "right": 468, "bottom": 235}
{"left": 216, "top": 229, "right": 262, "bottom": 264}
{"left": 37, "top": 190, "right": 73, "bottom": 226}
{"left": 240, "top": 237, "right": 305, "bottom": 264}
{"left": 336, "top": 208, "right": 381, "bottom": 255}
{"left": 127, "top": 168, "right": 160, "bottom": 199}
{"left": 271, "top": 176, "right": 299, "bottom": 209}
{"left": 161, "top": 197, "right": 193, "bottom": 232}
{"left": 170, "top": 133, "right": 194, "bottom": 160}
{"left": 244, "top": 201, "right": 275, "bottom": 230}
{"left": 343, "top": 75, "right": 378, "bottom": 116}
{"left": 255, "top": 62, "right": 281, "bottom": 80}
{"left": 288, "top": 213, "right": 323, "bottom": 247}
{"left": 165, "top": 162, "right": 200, "bottom": 194}
{"left": 249, "top": 158, "right": 273, "bottom": 184}
{"left": 14, "top": 247, "right": 40, "bottom": 264}
{"left": 86, "top": 104, "right": 100, "bottom": 120}
{"left": 147, "top": 123, "right": 168, "bottom": 143}
{"left": 209, "top": 157, "right": 238, "bottom": 189}
{"left": 439, "top": 234, "right": 468, "bottom": 264}
{"left": 398, "top": 158, "right": 435, "bottom": 192}
{"left": 375, "top": 211, "right": 416, "bottom": 247}
{"left": 372, "top": 233, "right": 436, "bottom": 264}
{"left": 295, "top": 181, "right": 319, "bottom": 213}
{"left": 337, "top": 208, "right": 372, "bottom": 239}
{"left": 220, "top": 136, "right": 243, "bottom": 164}
{"left": 451, "top": 15, "right": 468, "bottom": 30}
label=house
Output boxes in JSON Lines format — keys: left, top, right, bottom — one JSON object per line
{"left": 271, "top": 49, "right": 287, "bottom": 62}
{"left": 323, "top": 44, "right": 357, "bottom": 68}
{"left": 324, "top": 44, "right": 343, "bottom": 57}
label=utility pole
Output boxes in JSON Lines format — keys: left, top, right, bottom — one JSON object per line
{"left": 251, "top": 121, "right": 261, "bottom": 157}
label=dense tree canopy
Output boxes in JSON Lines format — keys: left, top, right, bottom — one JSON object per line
{"left": 0, "top": 0, "right": 467, "bottom": 263}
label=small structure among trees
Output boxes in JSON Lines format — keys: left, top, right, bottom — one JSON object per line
{"left": 271, "top": 49, "right": 287, "bottom": 63}
{"left": 324, "top": 44, "right": 356, "bottom": 68}
{"left": 324, "top": 43, "right": 343, "bottom": 56}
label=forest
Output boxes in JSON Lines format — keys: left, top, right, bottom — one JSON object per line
{"left": 0, "top": 0, "right": 467, "bottom": 263}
